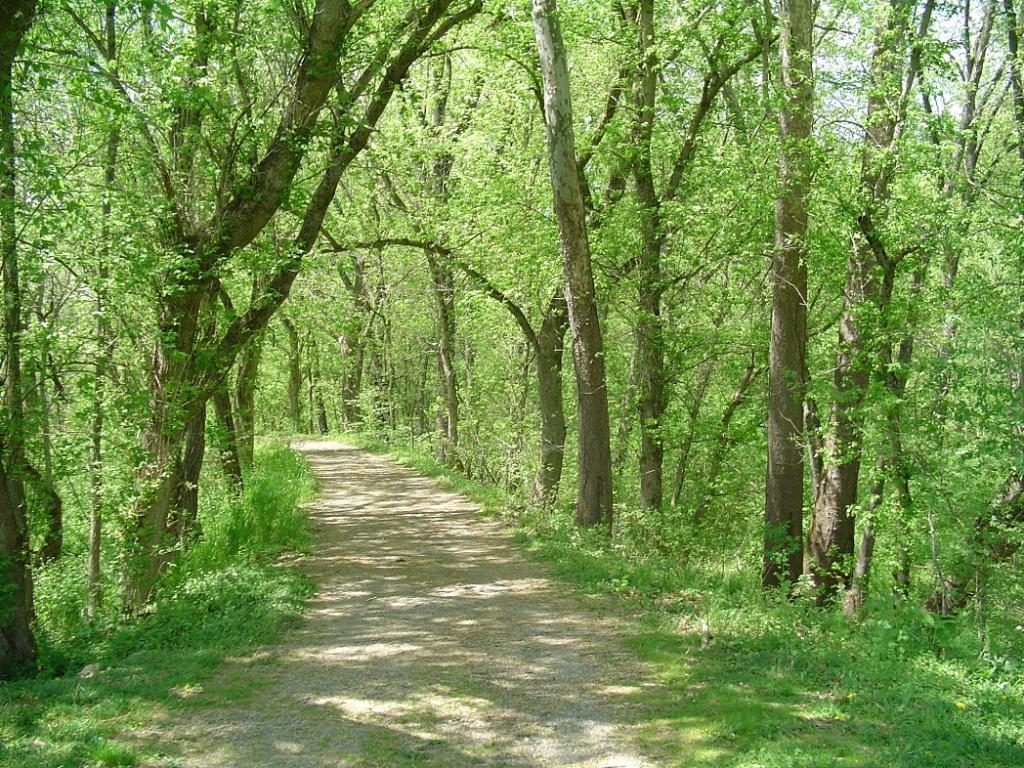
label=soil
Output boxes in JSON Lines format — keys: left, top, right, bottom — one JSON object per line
{"left": 143, "top": 441, "right": 654, "bottom": 767}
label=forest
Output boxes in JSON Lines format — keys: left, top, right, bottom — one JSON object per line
{"left": 1, "top": 0, "right": 1024, "bottom": 765}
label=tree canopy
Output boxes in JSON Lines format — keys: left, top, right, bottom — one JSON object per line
{"left": 1, "top": 4, "right": 1023, "bottom": 739}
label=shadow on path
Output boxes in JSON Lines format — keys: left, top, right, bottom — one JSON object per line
{"left": 144, "top": 441, "right": 652, "bottom": 768}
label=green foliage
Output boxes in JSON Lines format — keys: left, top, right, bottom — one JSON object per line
{"left": 0, "top": 444, "right": 314, "bottom": 768}
{"left": 354, "top": 437, "right": 1024, "bottom": 767}
{"left": 181, "top": 442, "right": 314, "bottom": 571}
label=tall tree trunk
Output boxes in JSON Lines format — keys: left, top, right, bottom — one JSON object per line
{"left": 0, "top": 0, "right": 38, "bottom": 679}
{"left": 126, "top": 301, "right": 201, "bottom": 611}
{"left": 281, "top": 316, "right": 302, "bottom": 433}
{"left": 333, "top": 246, "right": 372, "bottom": 427}
{"left": 455, "top": 261, "right": 569, "bottom": 505}
{"left": 532, "top": 289, "right": 569, "bottom": 505}
{"left": 316, "top": 391, "right": 329, "bottom": 434}
{"left": 34, "top": 341, "right": 62, "bottom": 564}
{"left": 125, "top": 440, "right": 178, "bottom": 611}
{"left": 533, "top": 0, "right": 614, "bottom": 527}
{"left": 88, "top": 1, "right": 120, "bottom": 616}
{"left": 632, "top": 0, "right": 666, "bottom": 511}
{"left": 424, "top": 57, "right": 460, "bottom": 466}
{"left": 339, "top": 330, "right": 364, "bottom": 427}
{"left": 763, "top": 0, "right": 813, "bottom": 589}
{"left": 0, "top": 462, "right": 34, "bottom": 679}
{"left": 305, "top": 354, "right": 315, "bottom": 433}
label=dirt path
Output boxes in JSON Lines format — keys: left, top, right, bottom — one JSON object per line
{"left": 146, "top": 441, "right": 654, "bottom": 767}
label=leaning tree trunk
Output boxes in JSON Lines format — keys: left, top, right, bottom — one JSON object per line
{"left": 0, "top": 0, "right": 38, "bottom": 679}
{"left": 533, "top": 0, "right": 614, "bottom": 528}
{"left": 123, "top": 0, "right": 481, "bottom": 611}
{"left": 763, "top": 0, "right": 813, "bottom": 589}
{"left": 125, "top": 284, "right": 207, "bottom": 611}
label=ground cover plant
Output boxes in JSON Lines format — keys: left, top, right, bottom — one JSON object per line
{"left": 0, "top": 444, "right": 314, "bottom": 768}
{"left": 349, "top": 433, "right": 1024, "bottom": 768}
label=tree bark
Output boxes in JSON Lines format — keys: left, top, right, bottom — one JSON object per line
{"left": 339, "top": 329, "right": 364, "bottom": 427}
{"left": 281, "top": 316, "right": 302, "bottom": 433}
{"left": 0, "top": 0, "right": 38, "bottom": 679}
{"left": 212, "top": 379, "right": 243, "bottom": 489}
{"left": 533, "top": 0, "right": 613, "bottom": 527}
{"left": 425, "top": 56, "right": 461, "bottom": 467}
{"left": 33, "top": 341, "right": 62, "bottom": 564}
{"left": 427, "top": 251, "right": 459, "bottom": 464}
{"left": 171, "top": 404, "right": 207, "bottom": 545}
{"left": 234, "top": 336, "right": 263, "bottom": 475}
{"left": 532, "top": 289, "right": 569, "bottom": 505}
{"left": 763, "top": 0, "right": 813, "bottom": 589}
{"left": 316, "top": 390, "right": 329, "bottom": 434}
{"left": 631, "top": 0, "right": 666, "bottom": 511}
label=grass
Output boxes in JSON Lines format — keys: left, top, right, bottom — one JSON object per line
{"left": 342, "top": 431, "right": 1024, "bottom": 768}
{"left": 0, "top": 443, "right": 315, "bottom": 768}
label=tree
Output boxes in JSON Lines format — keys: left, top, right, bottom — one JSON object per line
{"left": 627, "top": 0, "right": 766, "bottom": 511}
{"left": 763, "top": 0, "right": 813, "bottom": 589}
{"left": 0, "top": 0, "right": 38, "bottom": 680}
{"left": 76, "top": 0, "right": 485, "bottom": 609}
{"left": 808, "top": 0, "right": 934, "bottom": 603}
{"left": 533, "top": 0, "right": 613, "bottom": 527}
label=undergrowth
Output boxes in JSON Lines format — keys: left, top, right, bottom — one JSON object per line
{"left": 345, "top": 431, "right": 1024, "bottom": 768}
{"left": 0, "top": 443, "right": 315, "bottom": 768}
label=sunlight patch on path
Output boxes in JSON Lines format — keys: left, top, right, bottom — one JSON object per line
{"left": 142, "top": 441, "right": 654, "bottom": 768}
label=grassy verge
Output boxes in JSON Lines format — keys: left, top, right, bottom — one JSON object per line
{"left": 342, "top": 432, "right": 1024, "bottom": 768}
{"left": 0, "top": 443, "right": 316, "bottom": 768}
